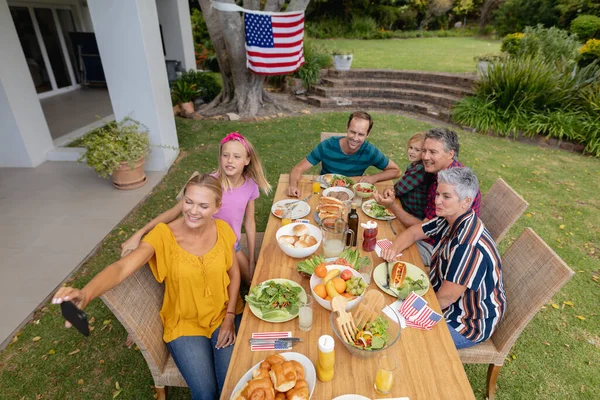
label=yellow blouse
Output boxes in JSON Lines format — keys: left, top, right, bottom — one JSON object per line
{"left": 143, "top": 220, "right": 244, "bottom": 343}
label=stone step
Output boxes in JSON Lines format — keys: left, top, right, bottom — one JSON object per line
{"left": 321, "top": 77, "right": 474, "bottom": 97}
{"left": 311, "top": 85, "right": 461, "bottom": 109}
{"left": 304, "top": 95, "right": 452, "bottom": 121}
{"left": 326, "top": 69, "right": 476, "bottom": 88}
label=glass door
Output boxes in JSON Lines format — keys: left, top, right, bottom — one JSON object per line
{"left": 9, "top": 4, "right": 80, "bottom": 96}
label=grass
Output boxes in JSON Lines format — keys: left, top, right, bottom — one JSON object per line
{"left": 312, "top": 37, "right": 502, "bottom": 73}
{"left": 1, "top": 113, "right": 598, "bottom": 399}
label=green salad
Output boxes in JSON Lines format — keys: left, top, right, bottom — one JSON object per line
{"left": 369, "top": 203, "right": 392, "bottom": 218}
{"left": 330, "top": 174, "right": 355, "bottom": 187}
{"left": 351, "top": 316, "right": 389, "bottom": 350}
{"left": 396, "top": 276, "right": 427, "bottom": 300}
{"left": 245, "top": 281, "right": 303, "bottom": 320}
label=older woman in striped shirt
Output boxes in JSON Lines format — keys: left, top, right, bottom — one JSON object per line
{"left": 381, "top": 167, "right": 506, "bottom": 349}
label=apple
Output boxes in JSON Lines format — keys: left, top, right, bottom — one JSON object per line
{"left": 340, "top": 269, "right": 353, "bottom": 281}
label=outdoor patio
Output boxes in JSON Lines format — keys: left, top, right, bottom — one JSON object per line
{"left": 0, "top": 161, "right": 165, "bottom": 349}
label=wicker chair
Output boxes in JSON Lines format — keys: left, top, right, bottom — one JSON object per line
{"left": 480, "top": 178, "right": 528, "bottom": 244}
{"left": 458, "top": 228, "right": 574, "bottom": 399}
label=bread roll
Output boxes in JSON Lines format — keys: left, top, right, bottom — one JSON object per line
{"left": 293, "top": 224, "right": 308, "bottom": 236}
{"left": 289, "top": 360, "right": 305, "bottom": 381}
{"left": 294, "top": 240, "right": 309, "bottom": 248}
{"left": 304, "top": 235, "right": 318, "bottom": 247}
{"left": 269, "top": 361, "right": 297, "bottom": 392}
{"left": 279, "top": 235, "right": 296, "bottom": 244}
{"left": 320, "top": 196, "right": 344, "bottom": 206}
{"left": 286, "top": 379, "right": 309, "bottom": 400}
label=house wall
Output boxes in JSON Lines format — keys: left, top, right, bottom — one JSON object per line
{"left": 156, "top": 0, "right": 195, "bottom": 71}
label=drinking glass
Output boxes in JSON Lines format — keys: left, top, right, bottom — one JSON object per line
{"left": 358, "top": 257, "right": 373, "bottom": 285}
{"left": 281, "top": 208, "right": 292, "bottom": 226}
{"left": 312, "top": 181, "right": 321, "bottom": 195}
{"left": 374, "top": 354, "right": 397, "bottom": 395}
{"left": 298, "top": 295, "right": 313, "bottom": 332}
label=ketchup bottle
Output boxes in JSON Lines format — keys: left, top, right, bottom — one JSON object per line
{"left": 362, "top": 220, "right": 378, "bottom": 252}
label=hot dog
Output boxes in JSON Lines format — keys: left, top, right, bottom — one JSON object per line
{"left": 391, "top": 261, "right": 407, "bottom": 288}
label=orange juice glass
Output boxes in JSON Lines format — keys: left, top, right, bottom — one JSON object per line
{"left": 374, "top": 354, "right": 397, "bottom": 395}
{"left": 312, "top": 181, "right": 321, "bottom": 194}
{"left": 281, "top": 209, "right": 292, "bottom": 226}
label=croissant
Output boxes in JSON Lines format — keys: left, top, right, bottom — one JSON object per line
{"left": 269, "top": 361, "right": 297, "bottom": 392}
{"left": 289, "top": 360, "right": 305, "bottom": 381}
{"left": 252, "top": 366, "right": 271, "bottom": 380}
{"left": 275, "top": 392, "right": 287, "bottom": 400}
{"left": 286, "top": 379, "right": 309, "bottom": 400}
{"left": 244, "top": 377, "right": 275, "bottom": 400}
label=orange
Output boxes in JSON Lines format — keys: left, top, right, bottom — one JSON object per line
{"left": 313, "top": 284, "right": 327, "bottom": 299}
{"left": 314, "top": 264, "right": 327, "bottom": 278}
{"left": 333, "top": 277, "right": 346, "bottom": 294}
{"left": 342, "top": 292, "right": 355, "bottom": 299}
{"left": 325, "top": 296, "right": 332, "bottom": 302}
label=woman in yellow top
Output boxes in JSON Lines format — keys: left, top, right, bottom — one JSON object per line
{"left": 52, "top": 174, "right": 243, "bottom": 400}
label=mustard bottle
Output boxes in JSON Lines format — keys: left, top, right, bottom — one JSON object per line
{"left": 316, "top": 334, "right": 335, "bottom": 382}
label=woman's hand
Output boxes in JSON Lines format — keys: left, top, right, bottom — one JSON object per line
{"left": 52, "top": 287, "right": 89, "bottom": 328}
{"left": 215, "top": 314, "right": 237, "bottom": 349}
{"left": 120, "top": 233, "right": 142, "bottom": 258}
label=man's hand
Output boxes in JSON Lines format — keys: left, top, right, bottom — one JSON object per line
{"left": 373, "top": 188, "right": 395, "bottom": 207}
{"left": 358, "top": 175, "right": 378, "bottom": 185}
{"left": 287, "top": 186, "right": 301, "bottom": 198}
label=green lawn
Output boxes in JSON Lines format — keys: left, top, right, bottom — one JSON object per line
{"left": 1, "top": 113, "right": 598, "bottom": 399}
{"left": 312, "top": 37, "right": 501, "bottom": 72}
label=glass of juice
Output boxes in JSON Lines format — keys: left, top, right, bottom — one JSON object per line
{"left": 282, "top": 208, "right": 292, "bottom": 226}
{"left": 312, "top": 181, "right": 321, "bottom": 195}
{"left": 298, "top": 295, "right": 313, "bottom": 332}
{"left": 374, "top": 354, "right": 397, "bottom": 395}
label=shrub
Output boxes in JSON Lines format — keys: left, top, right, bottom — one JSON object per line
{"left": 294, "top": 41, "right": 331, "bottom": 89}
{"left": 176, "top": 70, "right": 220, "bottom": 103}
{"left": 579, "top": 38, "right": 600, "bottom": 67}
{"left": 493, "top": 0, "right": 559, "bottom": 37}
{"left": 351, "top": 16, "right": 378, "bottom": 38}
{"left": 395, "top": 7, "right": 419, "bottom": 31}
{"left": 570, "top": 15, "right": 600, "bottom": 42}
{"left": 501, "top": 33, "right": 525, "bottom": 55}
{"left": 305, "top": 19, "right": 348, "bottom": 39}
{"left": 504, "top": 25, "right": 581, "bottom": 65}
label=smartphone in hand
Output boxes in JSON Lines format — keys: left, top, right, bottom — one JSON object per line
{"left": 60, "top": 301, "right": 90, "bottom": 337}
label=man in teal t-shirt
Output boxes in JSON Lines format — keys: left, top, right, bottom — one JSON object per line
{"left": 287, "top": 111, "right": 401, "bottom": 198}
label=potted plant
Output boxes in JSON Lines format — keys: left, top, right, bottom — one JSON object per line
{"left": 332, "top": 50, "right": 353, "bottom": 71}
{"left": 474, "top": 54, "right": 505, "bottom": 77}
{"left": 171, "top": 80, "right": 200, "bottom": 114}
{"left": 77, "top": 117, "right": 151, "bottom": 190}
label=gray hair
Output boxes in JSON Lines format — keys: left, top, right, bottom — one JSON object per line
{"left": 437, "top": 167, "right": 479, "bottom": 206}
{"left": 424, "top": 127, "right": 460, "bottom": 159}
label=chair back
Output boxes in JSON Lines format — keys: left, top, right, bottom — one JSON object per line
{"left": 100, "top": 266, "right": 168, "bottom": 380}
{"left": 480, "top": 178, "right": 528, "bottom": 243}
{"left": 491, "top": 228, "right": 574, "bottom": 356}
{"left": 320, "top": 132, "right": 344, "bottom": 142}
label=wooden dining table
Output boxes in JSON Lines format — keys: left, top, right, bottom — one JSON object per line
{"left": 221, "top": 174, "right": 475, "bottom": 399}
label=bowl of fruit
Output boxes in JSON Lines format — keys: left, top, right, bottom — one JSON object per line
{"left": 352, "top": 183, "right": 376, "bottom": 199}
{"left": 310, "top": 265, "right": 367, "bottom": 311}
{"left": 330, "top": 302, "right": 401, "bottom": 358}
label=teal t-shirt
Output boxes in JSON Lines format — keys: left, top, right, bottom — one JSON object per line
{"left": 306, "top": 137, "right": 389, "bottom": 176}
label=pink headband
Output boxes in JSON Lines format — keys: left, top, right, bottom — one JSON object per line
{"left": 220, "top": 132, "right": 250, "bottom": 154}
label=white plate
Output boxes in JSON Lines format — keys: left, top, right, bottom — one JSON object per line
{"left": 271, "top": 199, "right": 310, "bottom": 219}
{"left": 362, "top": 199, "right": 396, "bottom": 221}
{"left": 317, "top": 174, "right": 353, "bottom": 188}
{"left": 230, "top": 352, "right": 316, "bottom": 399}
{"left": 247, "top": 279, "right": 307, "bottom": 322}
{"left": 373, "top": 261, "right": 430, "bottom": 298}
{"left": 332, "top": 395, "right": 370, "bottom": 400}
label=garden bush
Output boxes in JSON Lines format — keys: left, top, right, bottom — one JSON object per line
{"left": 570, "top": 15, "right": 600, "bottom": 42}
{"left": 351, "top": 16, "right": 379, "bottom": 38}
{"left": 176, "top": 70, "right": 221, "bottom": 103}
{"left": 493, "top": 0, "right": 559, "bottom": 37}
{"left": 501, "top": 25, "right": 581, "bottom": 65}
{"left": 501, "top": 32, "right": 525, "bottom": 55}
{"left": 294, "top": 41, "right": 332, "bottom": 89}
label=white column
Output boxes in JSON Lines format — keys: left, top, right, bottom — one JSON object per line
{"left": 0, "top": 0, "right": 53, "bottom": 168}
{"left": 156, "top": 0, "right": 196, "bottom": 71}
{"left": 88, "top": 0, "right": 179, "bottom": 172}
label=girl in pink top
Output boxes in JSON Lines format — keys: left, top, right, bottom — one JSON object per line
{"left": 121, "top": 132, "right": 271, "bottom": 285}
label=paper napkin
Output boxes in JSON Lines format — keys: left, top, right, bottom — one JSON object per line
{"left": 250, "top": 331, "right": 292, "bottom": 351}
{"left": 375, "top": 239, "right": 402, "bottom": 258}
{"left": 385, "top": 292, "right": 443, "bottom": 331}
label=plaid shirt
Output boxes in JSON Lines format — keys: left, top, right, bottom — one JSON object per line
{"left": 394, "top": 162, "right": 430, "bottom": 220}
{"left": 423, "top": 160, "right": 482, "bottom": 245}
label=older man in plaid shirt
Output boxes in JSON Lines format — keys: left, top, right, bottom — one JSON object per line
{"left": 375, "top": 127, "right": 481, "bottom": 265}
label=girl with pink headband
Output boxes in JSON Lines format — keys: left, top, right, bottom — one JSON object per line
{"left": 121, "top": 132, "right": 271, "bottom": 286}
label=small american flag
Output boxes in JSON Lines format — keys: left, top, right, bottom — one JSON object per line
{"left": 244, "top": 11, "right": 305, "bottom": 75}
{"left": 251, "top": 331, "right": 292, "bottom": 351}
{"left": 406, "top": 307, "right": 443, "bottom": 330}
{"left": 399, "top": 292, "right": 427, "bottom": 320}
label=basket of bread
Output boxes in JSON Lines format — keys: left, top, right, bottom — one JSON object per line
{"left": 231, "top": 353, "right": 315, "bottom": 400}
{"left": 276, "top": 223, "right": 322, "bottom": 258}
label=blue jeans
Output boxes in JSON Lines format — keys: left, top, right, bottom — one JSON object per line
{"left": 448, "top": 325, "right": 478, "bottom": 349}
{"left": 167, "top": 314, "right": 242, "bottom": 400}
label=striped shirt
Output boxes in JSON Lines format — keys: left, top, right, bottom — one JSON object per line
{"left": 423, "top": 210, "right": 506, "bottom": 343}
{"left": 306, "top": 137, "right": 389, "bottom": 176}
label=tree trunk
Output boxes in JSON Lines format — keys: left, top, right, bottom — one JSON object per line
{"left": 478, "top": 0, "right": 504, "bottom": 35}
{"left": 198, "top": 0, "right": 310, "bottom": 117}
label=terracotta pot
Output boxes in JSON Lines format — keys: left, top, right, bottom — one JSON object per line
{"left": 111, "top": 158, "right": 147, "bottom": 190}
{"left": 180, "top": 102, "right": 194, "bottom": 114}
{"left": 173, "top": 104, "right": 181, "bottom": 116}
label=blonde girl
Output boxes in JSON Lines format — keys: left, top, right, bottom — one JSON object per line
{"left": 121, "top": 132, "right": 271, "bottom": 285}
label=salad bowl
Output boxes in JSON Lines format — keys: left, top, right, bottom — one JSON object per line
{"left": 330, "top": 303, "right": 401, "bottom": 358}
{"left": 352, "top": 182, "right": 375, "bottom": 199}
